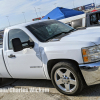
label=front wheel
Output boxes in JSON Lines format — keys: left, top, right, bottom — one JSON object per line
{"left": 51, "top": 61, "right": 84, "bottom": 96}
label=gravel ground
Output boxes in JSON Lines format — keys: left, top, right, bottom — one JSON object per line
{"left": 0, "top": 79, "right": 100, "bottom": 100}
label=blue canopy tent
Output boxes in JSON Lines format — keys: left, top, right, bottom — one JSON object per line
{"left": 42, "top": 7, "right": 84, "bottom": 20}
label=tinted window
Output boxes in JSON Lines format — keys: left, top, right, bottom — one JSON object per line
{"left": 90, "top": 14, "right": 98, "bottom": 25}
{"left": 8, "top": 29, "right": 29, "bottom": 50}
{"left": 90, "top": 13, "right": 100, "bottom": 25}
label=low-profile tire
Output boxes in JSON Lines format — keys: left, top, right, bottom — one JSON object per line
{"left": 51, "top": 61, "right": 84, "bottom": 96}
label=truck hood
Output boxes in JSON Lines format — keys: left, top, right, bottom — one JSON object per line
{"left": 40, "top": 27, "right": 100, "bottom": 64}
{"left": 61, "top": 27, "right": 100, "bottom": 44}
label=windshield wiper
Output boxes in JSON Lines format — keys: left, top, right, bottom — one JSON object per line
{"left": 68, "top": 29, "right": 75, "bottom": 33}
{"left": 45, "top": 32, "right": 68, "bottom": 41}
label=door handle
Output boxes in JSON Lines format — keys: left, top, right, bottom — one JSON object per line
{"left": 8, "top": 54, "right": 16, "bottom": 58}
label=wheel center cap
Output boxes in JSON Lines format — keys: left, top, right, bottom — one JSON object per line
{"left": 62, "top": 77, "right": 70, "bottom": 83}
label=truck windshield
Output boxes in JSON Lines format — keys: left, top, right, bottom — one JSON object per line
{"left": 26, "top": 20, "right": 74, "bottom": 42}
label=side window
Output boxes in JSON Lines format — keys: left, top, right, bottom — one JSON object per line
{"left": 90, "top": 14, "right": 98, "bottom": 25}
{"left": 8, "top": 29, "right": 30, "bottom": 50}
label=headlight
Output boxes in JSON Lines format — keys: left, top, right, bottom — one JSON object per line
{"left": 82, "top": 45, "right": 100, "bottom": 63}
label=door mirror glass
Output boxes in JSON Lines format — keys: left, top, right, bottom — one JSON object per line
{"left": 11, "top": 38, "right": 23, "bottom": 52}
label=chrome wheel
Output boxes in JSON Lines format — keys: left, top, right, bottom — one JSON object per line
{"left": 54, "top": 68, "right": 77, "bottom": 92}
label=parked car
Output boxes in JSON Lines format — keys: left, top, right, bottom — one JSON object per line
{"left": 1, "top": 19, "right": 100, "bottom": 95}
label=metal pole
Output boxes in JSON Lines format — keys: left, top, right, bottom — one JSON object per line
{"left": 22, "top": 12, "right": 26, "bottom": 23}
{"left": 54, "top": 3, "right": 57, "bottom": 8}
{"left": 38, "top": 8, "right": 42, "bottom": 18}
{"left": 6, "top": 16, "right": 10, "bottom": 27}
{"left": 34, "top": 7, "right": 38, "bottom": 18}
{"left": 73, "top": 0, "right": 75, "bottom": 8}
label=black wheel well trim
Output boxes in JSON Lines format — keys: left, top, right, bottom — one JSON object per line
{"left": 47, "top": 59, "right": 87, "bottom": 86}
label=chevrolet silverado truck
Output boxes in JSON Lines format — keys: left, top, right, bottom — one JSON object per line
{"left": 60, "top": 10, "right": 100, "bottom": 29}
{"left": 0, "top": 19, "right": 100, "bottom": 95}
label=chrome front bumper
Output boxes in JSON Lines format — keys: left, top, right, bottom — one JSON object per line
{"left": 79, "top": 61, "right": 100, "bottom": 86}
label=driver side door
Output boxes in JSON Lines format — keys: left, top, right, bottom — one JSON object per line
{"left": 5, "top": 29, "right": 45, "bottom": 79}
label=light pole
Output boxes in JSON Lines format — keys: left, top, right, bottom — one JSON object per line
{"left": 38, "top": 8, "right": 42, "bottom": 18}
{"left": 54, "top": 3, "right": 57, "bottom": 8}
{"left": 95, "top": 0, "right": 96, "bottom": 7}
{"left": 73, "top": 0, "right": 75, "bottom": 8}
{"left": 22, "top": 12, "right": 26, "bottom": 23}
{"left": 34, "top": 7, "right": 38, "bottom": 18}
{"left": 6, "top": 16, "right": 10, "bottom": 27}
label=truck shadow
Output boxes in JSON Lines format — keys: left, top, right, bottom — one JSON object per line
{"left": 1, "top": 78, "right": 54, "bottom": 88}
{"left": 1, "top": 79, "right": 100, "bottom": 97}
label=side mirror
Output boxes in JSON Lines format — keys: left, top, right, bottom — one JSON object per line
{"left": 11, "top": 38, "right": 23, "bottom": 52}
{"left": 98, "top": 20, "right": 100, "bottom": 24}
{"left": 28, "top": 41, "right": 34, "bottom": 48}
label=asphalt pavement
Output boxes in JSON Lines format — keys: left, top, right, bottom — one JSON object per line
{"left": 0, "top": 78, "right": 100, "bottom": 100}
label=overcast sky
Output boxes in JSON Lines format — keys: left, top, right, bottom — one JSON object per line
{"left": 0, "top": 0, "right": 100, "bottom": 29}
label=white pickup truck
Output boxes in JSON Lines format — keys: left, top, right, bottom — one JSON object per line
{"left": 1, "top": 19, "right": 100, "bottom": 95}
